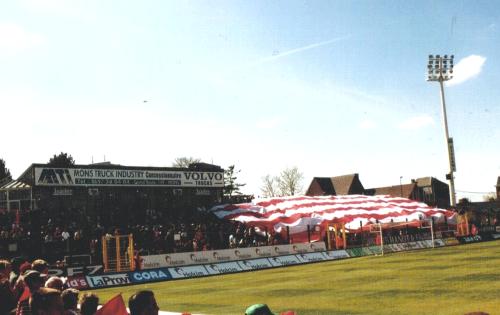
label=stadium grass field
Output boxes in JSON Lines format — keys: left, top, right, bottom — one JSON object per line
{"left": 94, "top": 240, "right": 500, "bottom": 315}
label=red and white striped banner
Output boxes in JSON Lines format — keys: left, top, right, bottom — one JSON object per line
{"left": 210, "top": 195, "right": 457, "bottom": 241}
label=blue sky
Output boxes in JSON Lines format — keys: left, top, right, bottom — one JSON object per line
{"left": 1, "top": 0, "right": 499, "bottom": 201}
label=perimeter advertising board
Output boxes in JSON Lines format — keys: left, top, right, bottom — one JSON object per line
{"left": 128, "top": 268, "right": 171, "bottom": 284}
{"left": 34, "top": 167, "right": 224, "bottom": 187}
{"left": 47, "top": 265, "right": 103, "bottom": 277}
{"left": 142, "top": 243, "right": 327, "bottom": 269}
{"left": 168, "top": 265, "right": 209, "bottom": 279}
{"left": 65, "top": 276, "right": 89, "bottom": 290}
{"left": 86, "top": 273, "right": 131, "bottom": 288}
{"left": 237, "top": 258, "right": 273, "bottom": 271}
{"left": 205, "top": 262, "right": 243, "bottom": 275}
{"left": 296, "top": 252, "right": 328, "bottom": 263}
{"left": 322, "top": 250, "right": 350, "bottom": 260}
{"left": 268, "top": 255, "right": 301, "bottom": 267}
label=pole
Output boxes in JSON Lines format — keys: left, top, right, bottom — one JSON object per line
{"left": 326, "top": 223, "right": 331, "bottom": 250}
{"left": 360, "top": 221, "right": 363, "bottom": 247}
{"left": 342, "top": 223, "right": 347, "bottom": 249}
{"left": 439, "top": 79, "right": 457, "bottom": 207}
{"left": 400, "top": 176, "right": 403, "bottom": 197}
{"left": 430, "top": 217, "right": 435, "bottom": 248}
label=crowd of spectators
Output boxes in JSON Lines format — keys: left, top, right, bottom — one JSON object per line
{"left": 0, "top": 256, "right": 158, "bottom": 314}
{"left": 0, "top": 257, "right": 297, "bottom": 315}
{"left": 0, "top": 207, "right": 288, "bottom": 264}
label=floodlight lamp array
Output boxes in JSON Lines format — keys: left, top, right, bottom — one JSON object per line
{"left": 427, "top": 54, "right": 454, "bottom": 82}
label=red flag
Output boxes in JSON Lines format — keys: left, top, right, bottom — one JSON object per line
{"left": 19, "top": 287, "right": 30, "bottom": 301}
{"left": 95, "top": 294, "right": 128, "bottom": 315}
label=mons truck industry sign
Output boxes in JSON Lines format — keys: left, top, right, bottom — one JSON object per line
{"left": 34, "top": 167, "right": 224, "bottom": 187}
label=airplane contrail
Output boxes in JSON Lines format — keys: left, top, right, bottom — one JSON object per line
{"left": 246, "top": 34, "right": 351, "bottom": 68}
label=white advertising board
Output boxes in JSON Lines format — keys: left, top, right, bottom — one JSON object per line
{"left": 168, "top": 265, "right": 209, "bottom": 279}
{"left": 86, "top": 273, "right": 131, "bottom": 288}
{"left": 268, "top": 255, "right": 301, "bottom": 267}
{"left": 205, "top": 262, "right": 243, "bottom": 275}
{"left": 434, "top": 239, "right": 445, "bottom": 247}
{"left": 237, "top": 258, "right": 273, "bottom": 271}
{"left": 322, "top": 250, "right": 349, "bottom": 260}
{"left": 296, "top": 252, "right": 327, "bottom": 263}
{"left": 142, "top": 243, "right": 327, "bottom": 269}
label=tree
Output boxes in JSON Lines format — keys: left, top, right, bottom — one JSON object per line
{"left": 224, "top": 165, "right": 246, "bottom": 198}
{"left": 276, "top": 166, "right": 303, "bottom": 196}
{"left": 172, "top": 157, "right": 201, "bottom": 168}
{"left": 482, "top": 192, "right": 496, "bottom": 202}
{"left": 48, "top": 152, "right": 75, "bottom": 167}
{"left": 0, "top": 158, "right": 12, "bottom": 185}
{"left": 260, "top": 174, "right": 278, "bottom": 198}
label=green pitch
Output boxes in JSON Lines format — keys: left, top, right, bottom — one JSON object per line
{"left": 94, "top": 240, "right": 500, "bottom": 314}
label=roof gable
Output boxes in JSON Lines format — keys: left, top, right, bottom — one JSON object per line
{"left": 331, "top": 174, "right": 364, "bottom": 195}
{"left": 306, "top": 177, "right": 336, "bottom": 195}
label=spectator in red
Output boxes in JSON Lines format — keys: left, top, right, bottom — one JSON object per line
{"left": 15, "top": 270, "right": 45, "bottom": 315}
{"left": 0, "top": 259, "right": 17, "bottom": 315}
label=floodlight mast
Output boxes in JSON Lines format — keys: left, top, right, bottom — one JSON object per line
{"left": 427, "top": 54, "right": 457, "bottom": 207}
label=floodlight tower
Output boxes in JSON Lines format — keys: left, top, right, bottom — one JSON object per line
{"left": 427, "top": 54, "right": 457, "bottom": 207}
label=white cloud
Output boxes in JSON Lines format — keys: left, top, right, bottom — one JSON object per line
{"left": 397, "top": 115, "right": 434, "bottom": 130}
{"left": 0, "top": 23, "right": 44, "bottom": 56}
{"left": 446, "top": 55, "right": 486, "bottom": 87}
{"left": 358, "top": 119, "right": 377, "bottom": 130}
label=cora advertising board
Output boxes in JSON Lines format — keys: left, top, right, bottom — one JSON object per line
{"left": 128, "top": 268, "right": 171, "bottom": 284}
{"left": 34, "top": 167, "right": 223, "bottom": 187}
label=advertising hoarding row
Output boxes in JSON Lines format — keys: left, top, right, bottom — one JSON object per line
{"left": 142, "top": 242, "right": 327, "bottom": 269}
{"left": 71, "top": 248, "right": 345, "bottom": 290}
{"left": 68, "top": 237, "right": 476, "bottom": 290}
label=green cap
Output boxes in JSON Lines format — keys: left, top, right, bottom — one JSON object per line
{"left": 245, "top": 304, "right": 276, "bottom": 315}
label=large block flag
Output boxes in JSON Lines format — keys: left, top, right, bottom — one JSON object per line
{"left": 210, "top": 195, "right": 457, "bottom": 242}
{"left": 95, "top": 294, "right": 128, "bottom": 315}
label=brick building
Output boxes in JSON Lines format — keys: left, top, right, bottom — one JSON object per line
{"left": 306, "top": 174, "right": 450, "bottom": 209}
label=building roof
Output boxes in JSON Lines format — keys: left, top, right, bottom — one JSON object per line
{"left": 367, "top": 183, "right": 417, "bottom": 199}
{"left": 415, "top": 177, "right": 432, "bottom": 187}
{"left": 415, "top": 176, "right": 448, "bottom": 187}
{"left": 330, "top": 174, "right": 354, "bottom": 195}
{"left": 0, "top": 180, "right": 31, "bottom": 191}
{"left": 313, "top": 177, "right": 336, "bottom": 195}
